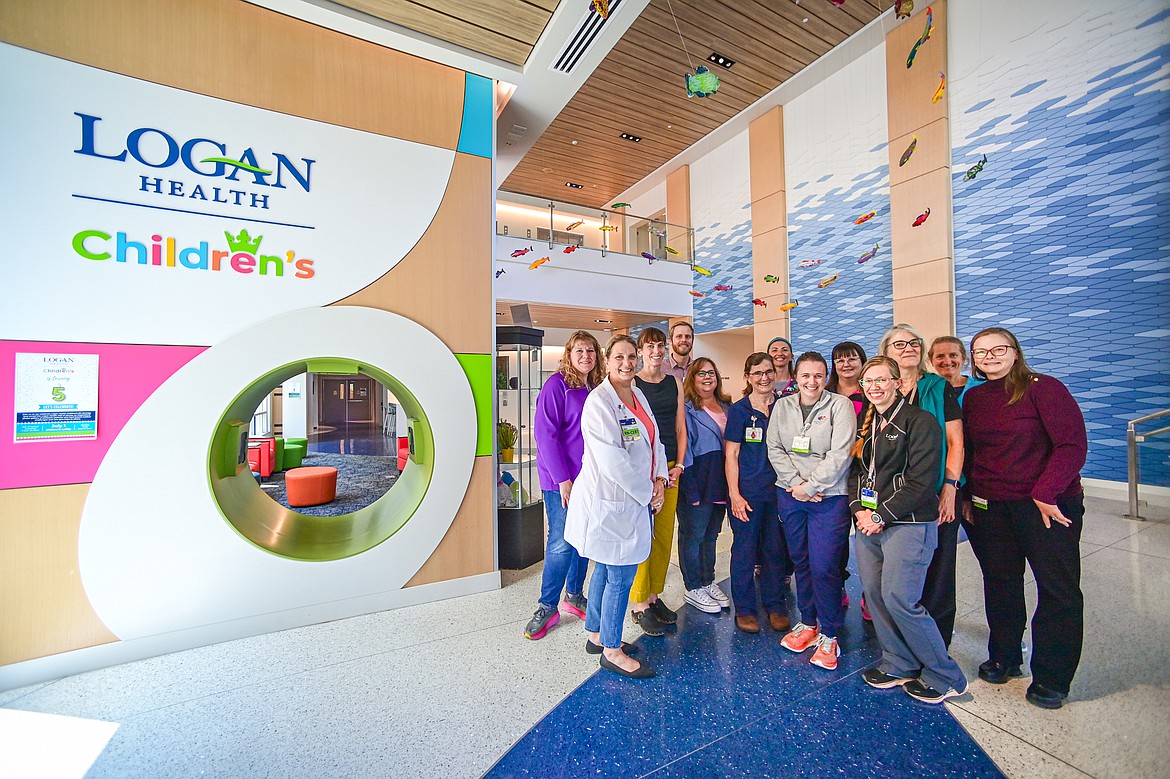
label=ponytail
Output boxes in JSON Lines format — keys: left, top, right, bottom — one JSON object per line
{"left": 851, "top": 403, "right": 875, "bottom": 459}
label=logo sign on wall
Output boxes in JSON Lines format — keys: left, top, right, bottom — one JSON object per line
{"left": 0, "top": 44, "right": 456, "bottom": 347}
{"left": 14, "top": 353, "right": 99, "bottom": 441}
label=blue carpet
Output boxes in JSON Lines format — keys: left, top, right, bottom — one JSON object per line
{"left": 486, "top": 573, "right": 1003, "bottom": 778}
{"left": 262, "top": 452, "right": 399, "bottom": 516}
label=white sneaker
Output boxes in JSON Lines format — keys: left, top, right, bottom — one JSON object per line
{"left": 684, "top": 587, "right": 722, "bottom": 614}
{"left": 704, "top": 583, "right": 730, "bottom": 608}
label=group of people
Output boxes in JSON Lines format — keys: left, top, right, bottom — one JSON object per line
{"left": 524, "top": 320, "right": 1088, "bottom": 710}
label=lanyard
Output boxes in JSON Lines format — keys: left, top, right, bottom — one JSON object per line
{"left": 866, "top": 397, "right": 904, "bottom": 483}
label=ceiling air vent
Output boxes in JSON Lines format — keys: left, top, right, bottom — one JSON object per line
{"left": 550, "top": 0, "right": 624, "bottom": 75}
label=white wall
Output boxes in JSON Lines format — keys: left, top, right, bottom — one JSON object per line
{"left": 694, "top": 327, "right": 754, "bottom": 385}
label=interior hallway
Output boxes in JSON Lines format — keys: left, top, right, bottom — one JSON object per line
{"left": 1, "top": 495, "right": 1166, "bottom": 778}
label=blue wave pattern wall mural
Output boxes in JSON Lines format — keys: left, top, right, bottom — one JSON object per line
{"left": 784, "top": 43, "right": 893, "bottom": 357}
{"left": 689, "top": 131, "right": 754, "bottom": 334}
{"left": 951, "top": 4, "right": 1170, "bottom": 485}
{"left": 787, "top": 163, "right": 893, "bottom": 354}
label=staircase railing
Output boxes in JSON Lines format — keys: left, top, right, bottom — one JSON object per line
{"left": 1127, "top": 408, "right": 1170, "bottom": 519}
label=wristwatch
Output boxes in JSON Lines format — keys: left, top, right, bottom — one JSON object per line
{"left": 944, "top": 478, "right": 961, "bottom": 488}
{"left": 870, "top": 512, "right": 885, "bottom": 526}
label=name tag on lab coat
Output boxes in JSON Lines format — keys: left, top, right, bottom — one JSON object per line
{"left": 619, "top": 417, "right": 642, "bottom": 442}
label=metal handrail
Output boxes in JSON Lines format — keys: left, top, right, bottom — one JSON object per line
{"left": 1126, "top": 408, "right": 1170, "bottom": 519}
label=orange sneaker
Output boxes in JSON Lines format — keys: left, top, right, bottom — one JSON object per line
{"left": 780, "top": 622, "right": 819, "bottom": 653}
{"left": 810, "top": 635, "right": 840, "bottom": 670}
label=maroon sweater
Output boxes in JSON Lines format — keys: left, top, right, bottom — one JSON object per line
{"left": 963, "top": 374, "right": 1087, "bottom": 504}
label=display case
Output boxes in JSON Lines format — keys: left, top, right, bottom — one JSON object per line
{"left": 496, "top": 326, "right": 545, "bottom": 569}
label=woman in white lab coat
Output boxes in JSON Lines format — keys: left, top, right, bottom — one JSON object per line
{"left": 565, "top": 334, "right": 669, "bottom": 678}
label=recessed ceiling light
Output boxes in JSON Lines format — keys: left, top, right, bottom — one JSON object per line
{"left": 707, "top": 52, "right": 735, "bottom": 69}
{"left": 571, "top": 139, "right": 578, "bottom": 145}
{"left": 565, "top": 182, "right": 584, "bottom": 189}
{"left": 619, "top": 132, "right": 642, "bottom": 143}
{"left": 541, "top": 167, "right": 553, "bottom": 173}
{"left": 667, "top": 124, "right": 673, "bottom": 129}
{"left": 594, "top": 319, "right": 612, "bottom": 324}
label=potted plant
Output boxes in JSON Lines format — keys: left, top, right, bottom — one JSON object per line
{"left": 497, "top": 420, "right": 518, "bottom": 463}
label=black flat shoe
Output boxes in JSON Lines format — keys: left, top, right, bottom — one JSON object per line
{"left": 599, "top": 654, "right": 655, "bottom": 678}
{"left": 585, "top": 639, "right": 639, "bottom": 656}
{"left": 978, "top": 660, "right": 1025, "bottom": 685}
{"left": 1026, "top": 682, "right": 1067, "bottom": 710}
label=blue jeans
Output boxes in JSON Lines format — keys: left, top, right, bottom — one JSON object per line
{"left": 777, "top": 491, "right": 851, "bottom": 639}
{"left": 585, "top": 561, "right": 639, "bottom": 648}
{"left": 539, "top": 489, "right": 588, "bottom": 608}
{"left": 676, "top": 501, "right": 725, "bottom": 591}
{"left": 728, "top": 496, "right": 787, "bottom": 616}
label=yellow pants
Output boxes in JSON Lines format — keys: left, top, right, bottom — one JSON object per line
{"left": 629, "top": 472, "right": 679, "bottom": 604}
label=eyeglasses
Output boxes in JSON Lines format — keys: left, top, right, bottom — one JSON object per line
{"left": 890, "top": 339, "right": 922, "bottom": 350}
{"left": 858, "top": 377, "right": 894, "bottom": 388}
{"left": 972, "top": 345, "right": 1015, "bottom": 359}
{"left": 748, "top": 369, "right": 776, "bottom": 379}
{"left": 695, "top": 370, "right": 717, "bottom": 378}
{"left": 833, "top": 356, "right": 860, "bottom": 364}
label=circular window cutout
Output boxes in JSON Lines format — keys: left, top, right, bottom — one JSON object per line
{"left": 208, "top": 358, "right": 434, "bottom": 561}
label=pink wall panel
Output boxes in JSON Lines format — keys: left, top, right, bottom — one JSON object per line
{"left": 1, "top": 341, "right": 205, "bottom": 489}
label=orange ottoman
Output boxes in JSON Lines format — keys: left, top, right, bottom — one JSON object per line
{"left": 285, "top": 466, "right": 338, "bottom": 507}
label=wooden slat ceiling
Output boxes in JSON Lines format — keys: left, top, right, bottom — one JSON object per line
{"left": 497, "top": 300, "right": 667, "bottom": 332}
{"left": 331, "top": 0, "right": 559, "bottom": 66}
{"left": 503, "top": 0, "right": 892, "bottom": 207}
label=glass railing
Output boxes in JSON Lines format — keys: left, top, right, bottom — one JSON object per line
{"left": 496, "top": 191, "right": 694, "bottom": 265}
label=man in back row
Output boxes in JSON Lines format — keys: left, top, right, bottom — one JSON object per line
{"left": 665, "top": 320, "right": 694, "bottom": 384}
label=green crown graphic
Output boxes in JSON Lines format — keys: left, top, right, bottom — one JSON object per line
{"left": 225, "top": 229, "right": 263, "bottom": 254}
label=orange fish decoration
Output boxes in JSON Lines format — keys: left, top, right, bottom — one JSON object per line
{"left": 529, "top": 256, "right": 551, "bottom": 270}
{"left": 779, "top": 300, "right": 799, "bottom": 312}
{"left": 799, "top": 259, "right": 822, "bottom": 268}
{"left": 566, "top": 220, "right": 584, "bottom": 231}
{"left": 854, "top": 211, "right": 877, "bottom": 225}
{"left": 752, "top": 298, "right": 767, "bottom": 307}
{"left": 689, "top": 290, "right": 706, "bottom": 298}
{"left": 818, "top": 274, "right": 839, "bottom": 289}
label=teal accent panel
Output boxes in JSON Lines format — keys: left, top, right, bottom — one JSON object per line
{"left": 456, "top": 353, "right": 494, "bottom": 456}
{"left": 457, "top": 73, "right": 493, "bottom": 159}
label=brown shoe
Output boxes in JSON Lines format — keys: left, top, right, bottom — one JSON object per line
{"left": 769, "top": 611, "right": 791, "bottom": 632}
{"left": 735, "top": 614, "right": 761, "bottom": 633}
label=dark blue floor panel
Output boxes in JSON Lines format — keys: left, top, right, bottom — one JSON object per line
{"left": 486, "top": 575, "right": 1002, "bottom": 779}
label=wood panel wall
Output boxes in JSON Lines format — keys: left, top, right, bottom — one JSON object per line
{"left": 0, "top": 0, "right": 493, "bottom": 666}
{"left": 748, "top": 106, "right": 792, "bottom": 351}
{"left": 885, "top": 0, "right": 953, "bottom": 344}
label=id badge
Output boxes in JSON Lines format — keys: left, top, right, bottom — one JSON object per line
{"left": 860, "top": 487, "right": 878, "bottom": 510}
{"left": 792, "top": 435, "right": 811, "bottom": 454}
{"left": 745, "top": 426, "right": 763, "bottom": 443}
{"left": 972, "top": 495, "right": 989, "bottom": 510}
{"left": 619, "top": 417, "right": 642, "bottom": 443}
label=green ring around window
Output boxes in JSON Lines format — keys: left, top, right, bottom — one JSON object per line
{"left": 207, "top": 357, "right": 433, "bottom": 561}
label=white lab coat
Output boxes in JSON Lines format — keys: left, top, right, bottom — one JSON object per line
{"left": 564, "top": 378, "right": 669, "bottom": 566}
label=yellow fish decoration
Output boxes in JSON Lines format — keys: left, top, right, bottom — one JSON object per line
{"left": 693, "top": 265, "right": 712, "bottom": 276}
{"left": 664, "top": 246, "right": 680, "bottom": 255}
{"left": 566, "top": 220, "right": 584, "bottom": 231}
{"left": 779, "top": 300, "right": 799, "bottom": 312}
{"left": 529, "top": 256, "right": 551, "bottom": 270}
{"left": 932, "top": 71, "right": 946, "bottom": 104}
{"left": 599, "top": 225, "right": 618, "bottom": 232}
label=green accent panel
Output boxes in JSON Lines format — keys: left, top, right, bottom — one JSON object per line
{"left": 306, "top": 358, "right": 361, "bottom": 375}
{"left": 207, "top": 357, "right": 435, "bottom": 562}
{"left": 455, "top": 353, "right": 494, "bottom": 457}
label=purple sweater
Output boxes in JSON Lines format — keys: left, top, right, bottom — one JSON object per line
{"left": 963, "top": 374, "right": 1087, "bottom": 504}
{"left": 534, "top": 372, "right": 591, "bottom": 491}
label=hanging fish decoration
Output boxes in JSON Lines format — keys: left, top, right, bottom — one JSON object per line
{"left": 779, "top": 300, "right": 799, "bottom": 312}
{"left": 664, "top": 246, "right": 680, "bottom": 256}
{"left": 818, "top": 274, "right": 839, "bottom": 289}
{"left": 964, "top": 154, "right": 988, "bottom": 181}
{"left": 752, "top": 298, "right": 767, "bottom": 307}
{"left": 689, "top": 290, "right": 706, "bottom": 298}
{"left": 685, "top": 65, "right": 721, "bottom": 98}
{"left": 589, "top": 0, "right": 610, "bottom": 20}
{"left": 899, "top": 134, "right": 918, "bottom": 167}
{"left": 650, "top": 227, "right": 667, "bottom": 238}
{"left": 764, "top": 274, "right": 780, "bottom": 283}
{"left": 599, "top": 225, "right": 618, "bottom": 231}
{"left": 693, "top": 265, "right": 712, "bottom": 276}
{"left": 642, "top": 252, "right": 659, "bottom": 263}
{"left": 529, "top": 256, "right": 551, "bottom": 270}
{"left": 511, "top": 246, "right": 533, "bottom": 257}
{"left": 495, "top": 268, "right": 506, "bottom": 278}
{"left": 912, "top": 208, "right": 931, "bottom": 227}
{"left": 858, "top": 243, "right": 880, "bottom": 264}
{"left": 563, "top": 245, "right": 579, "bottom": 253}
{"left": 799, "top": 259, "right": 823, "bottom": 268}
{"left": 609, "top": 202, "right": 631, "bottom": 209}
{"left": 854, "top": 210, "right": 877, "bottom": 225}
{"left": 894, "top": 0, "right": 914, "bottom": 19}
{"left": 932, "top": 71, "right": 946, "bottom": 104}
{"left": 906, "top": 6, "right": 934, "bottom": 69}
{"left": 566, "top": 220, "right": 584, "bottom": 231}
{"left": 714, "top": 285, "right": 733, "bottom": 291}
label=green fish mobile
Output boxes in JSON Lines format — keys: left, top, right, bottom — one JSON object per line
{"left": 685, "top": 66, "right": 720, "bottom": 98}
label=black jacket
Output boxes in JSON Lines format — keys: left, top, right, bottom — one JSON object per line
{"left": 849, "top": 399, "right": 942, "bottom": 524}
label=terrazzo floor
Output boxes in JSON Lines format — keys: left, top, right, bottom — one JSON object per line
{"left": 1, "top": 494, "right": 1166, "bottom": 778}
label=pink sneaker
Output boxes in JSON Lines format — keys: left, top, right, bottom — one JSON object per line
{"left": 561, "top": 592, "right": 587, "bottom": 619}
{"left": 861, "top": 595, "right": 872, "bottom": 622}
{"left": 780, "top": 622, "right": 820, "bottom": 653}
{"left": 810, "top": 635, "right": 840, "bottom": 670}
